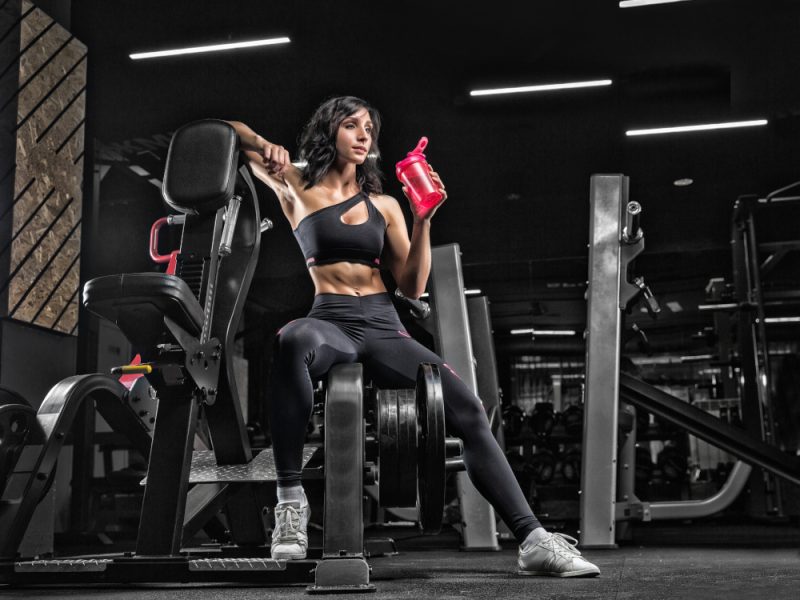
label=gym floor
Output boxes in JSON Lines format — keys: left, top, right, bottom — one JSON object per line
{"left": 2, "top": 521, "right": 798, "bottom": 600}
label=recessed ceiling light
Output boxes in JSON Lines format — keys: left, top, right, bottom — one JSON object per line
{"left": 626, "top": 119, "right": 767, "bottom": 136}
{"left": 470, "top": 79, "right": 612, "bottom": 97}
{"left": 130, "top": 37, "right": 290, "bottom": 60}
{"left": 673, "top": 178, "right": 693, "bottom": 187}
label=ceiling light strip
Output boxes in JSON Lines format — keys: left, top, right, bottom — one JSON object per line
{"left": 765, "top": 316, "right": 800, "bottom": 324}
{"left": 130, "top": 37, "right": 291, "bottom": 60}
{"left": 620, "top": 0, "right": 691, "bottom": 7}
{"left": 626, "top": 119, "right": 767, "bottom": 137}
{"left": 510, "top": 328, "right": 577, "bottom": 336}
{"left": 470, "top": 79, "right": 612, "bottom": 97}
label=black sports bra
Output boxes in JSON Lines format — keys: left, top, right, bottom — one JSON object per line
{"left": 292, "top": 191, "right": 386, "bottom": 269}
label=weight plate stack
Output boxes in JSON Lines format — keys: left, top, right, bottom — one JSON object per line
{"left": 377, "top": 389, "right": 400, "bottom": 506}
{"left": 416, "top": 363, "right": 445, "bottom": 535}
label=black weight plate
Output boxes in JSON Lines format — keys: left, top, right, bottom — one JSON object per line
{"left": 377, "top": 389, "right": 400, "bottom": 506}
{"left": 0, "top": 386, "right": 31, "bottom": 408}
{"left": 395, "top": 388, "right": 418, "bottom": 506}
{"left": 416, "top": 363, "right": 445, "bottom": 535}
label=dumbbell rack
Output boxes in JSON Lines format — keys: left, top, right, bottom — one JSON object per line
{"left": 503, "top": 401, "right": 584, "bottom": 525}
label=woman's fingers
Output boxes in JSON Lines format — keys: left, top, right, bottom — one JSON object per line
{"left": 263, "top": 143, "right": 290, "bottom": 174}
{"left": 428, "top": 167, "right": 447, "bottom": 199}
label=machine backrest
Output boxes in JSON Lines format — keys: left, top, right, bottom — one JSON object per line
{"left": 162, "top": 119, "right": 261, "bottom": 461}
{"left": 162, "top": 119, "right": 239, "bottom": 216}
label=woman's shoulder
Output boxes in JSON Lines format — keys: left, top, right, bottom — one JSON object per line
{"left": 368, "top": 193, "right": 404, "bottom": 225}
{"left": 368, "top": 192, "right": 400, "bottom": 208}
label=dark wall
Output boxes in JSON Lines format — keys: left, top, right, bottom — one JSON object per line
{"left": 69, "top": 0, "right": 800, "bottom": 344}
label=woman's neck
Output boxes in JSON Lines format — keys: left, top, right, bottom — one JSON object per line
{"left": 318, "top": 162, "right": 360, "bottom": 197}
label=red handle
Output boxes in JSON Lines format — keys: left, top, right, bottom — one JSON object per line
{"left": 149, "top": 217, "right": 172, "bottom": 263}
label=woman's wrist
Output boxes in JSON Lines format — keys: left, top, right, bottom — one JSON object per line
{"left": 243, "top": 133, "right": 263, "bottom": 152}
{"left": 412, "top": 215, "right": 432, "bottom": 227}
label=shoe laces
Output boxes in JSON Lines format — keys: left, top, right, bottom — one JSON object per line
{"left": 544, "top": 532, "right": 582, "bottom": 558}
{"left": 274, "top": 504, "right": 303, "bottom": 542}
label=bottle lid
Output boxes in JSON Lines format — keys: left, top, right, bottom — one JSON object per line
{"left": 407, "top": 136, "right": 428, "bottom": 157}
{"left": 395, "top": 137, "right": 429, "bottom": 174}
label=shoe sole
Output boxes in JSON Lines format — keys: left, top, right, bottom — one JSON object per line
{"left": 517, "top": 568, "right": 600, "bottom": 578}
{"left": 271, "top": 552, "right": 307, "bottom": 560}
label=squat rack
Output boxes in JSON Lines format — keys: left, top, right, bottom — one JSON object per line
{"left": 580, "top": 174, "right": 800, "bottom": 548}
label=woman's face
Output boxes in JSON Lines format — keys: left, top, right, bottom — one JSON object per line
{"left": 335, "top": 107, "right": 373, "bottom": 165}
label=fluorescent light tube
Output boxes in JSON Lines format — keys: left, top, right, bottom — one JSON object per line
{"left": 620, "top": 0, "right": 691, "bottom": 7}
{"left": 130, "top": 37, "right": 290, "bottom": 60}
{"left": 765, "top": 316, "right": 800, "bottom": 324}
{"left": 418, "top": 289, "right": 482, "bottom": 298}
{"left": 626, "top": 119, "right": 767, "bottom": 137}
{"left": 510, "top": 328, "right": 577, "bottom": 336}
{"left": 470, "top": 79, "right": 612, "bottom": 97}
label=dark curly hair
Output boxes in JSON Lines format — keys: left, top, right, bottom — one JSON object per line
{"left": 297, "top": 96, "right": 383, "bottom": 194}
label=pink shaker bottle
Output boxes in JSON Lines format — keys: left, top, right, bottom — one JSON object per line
{"left": 395, "top": 137, "right": 443, "bottom": 218}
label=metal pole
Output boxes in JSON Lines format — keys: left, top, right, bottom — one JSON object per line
{"left": 580, "top": 174, "right": 629, "bottom": 548}
{"left": 430, "top": 244, "right": 499, "bottom": 551}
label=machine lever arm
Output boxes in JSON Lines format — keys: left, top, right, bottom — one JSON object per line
{"left": 633, "top": 276, "right": 661, "bottom": 316}
{"left": 219, "top": 195, "right": 242, "bottom": 256}
{"left": 394, "top": 288, "right": 431, "bottom": 320}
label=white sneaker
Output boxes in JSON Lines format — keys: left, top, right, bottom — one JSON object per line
{"left": 270, "top": 498, "right": 311, "bottom": 560}
{"left": 517, "top": 532, "right": 600, "bottom": 577}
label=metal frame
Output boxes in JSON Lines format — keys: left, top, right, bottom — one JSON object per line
{"left": 582, "top": 174, "right": 800, "bottom": 548}
{"left": 429, "top": 244, "right": 500, "bottom": 551}
{"left": 580, "top": 174, "right": 640, "bottom": 548}
{"left": 731, "top": 195, "right": 783, "bottom": 516}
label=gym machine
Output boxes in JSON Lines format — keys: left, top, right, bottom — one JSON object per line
{"left": 580, "top": 174, "right": 800, "bottom": 548}
{"left": 0, "top": 120, "right": 466, "bottom": 592}
{"left": 698, "top": 184, "right": 800, "bottom": 516}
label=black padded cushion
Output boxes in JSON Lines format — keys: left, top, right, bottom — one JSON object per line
{"left": 83, "top": 273, "right": 204, "bottom": 350}
{"left": 162, "top": 119, "right": 238, "bottom": 215}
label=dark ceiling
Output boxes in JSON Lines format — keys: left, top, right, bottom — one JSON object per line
{"left": 69, "top": 0, "right": 800, "bottom": 358}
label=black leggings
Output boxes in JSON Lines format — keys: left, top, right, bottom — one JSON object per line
{"left": 268, "top": 292, "right": 541, "bottom": 543}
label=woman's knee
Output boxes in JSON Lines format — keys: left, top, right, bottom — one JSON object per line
{"left": 440, "top": 371, "right": 491, "bottom": 436}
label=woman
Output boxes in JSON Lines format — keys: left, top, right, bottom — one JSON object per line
{"left": 226, "top": 96, "right": 599, "bottom": 577}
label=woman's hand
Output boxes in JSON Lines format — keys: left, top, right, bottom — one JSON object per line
{"left": 401, "top": 164, "right": 448, "bottom": 222}
{"left": 225, "top": 121, "right": 291, "bottom": 177}
{"left": 255, "top": 136, "right": 292, "bottom": 177}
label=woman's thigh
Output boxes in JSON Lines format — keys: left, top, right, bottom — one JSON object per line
{"left": 274, "top": 317, "right": 360, "bottom": 379}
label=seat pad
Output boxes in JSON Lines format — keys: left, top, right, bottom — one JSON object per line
{"left": 83, "top": 273, "right": 204, "bottom": 337}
